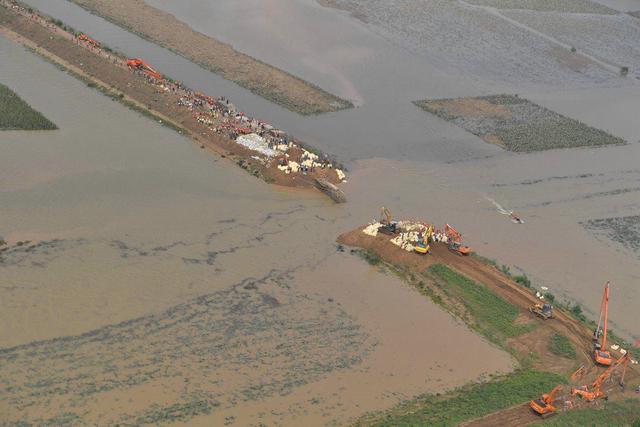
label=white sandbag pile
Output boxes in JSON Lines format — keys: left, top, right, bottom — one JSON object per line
{"left": 336, "top": 169, "right": 346, "bottom": 182}
{"left": 363, "top": 223, "right": 382, "bottom": 237}
{"left": 236, "top": 133, "right": 277, "bottom": 157}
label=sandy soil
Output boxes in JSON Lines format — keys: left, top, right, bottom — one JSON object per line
{"left": 65, "top": 0, "right": 352, "bottom": 115}
{"left": 338, "top": 227, "right": 639, "bottom": 426}
{"left": 0, "top": 4, "right": 342, "bottom": 195}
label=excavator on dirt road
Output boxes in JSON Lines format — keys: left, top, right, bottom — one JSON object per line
{"left": 572, "top": 351, "right": 630, "bottom": 402}
{"left": 444, "top": 224, "right": 471, "bottom": 256}
{"left": 378, "top": 207, "right": 398, "bottom": 235}
{"left": 530, "top": 385, "right": 562, "bottom": 418}
{"left": 126, "top": 58, "right": 163, "bottom": 80}
{"left": 593, "top": 281, "right": 613, "bottom": 366}
{"left": 78, "top": 33, "right": 100, "bottom": 48}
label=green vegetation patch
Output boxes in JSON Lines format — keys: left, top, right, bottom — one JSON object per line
{"left": 414, "top": 95, "right": 624, "bottom": 152}
{"left": 428, "top": 264, "right": 530, "bottom": 343}
{"left": 0, "top": 83, "right": 57, "bottom": 130}
{"left": 355, "top": 369, "right": 565, "bottom": 427}
{"left": 353, "top": 248, "right": 383, "bottom": 266}
{"left": 533, "top": 398, "right": 640, "bottom": 427}
{"left": 549, "top": 333, "right": 576, "bottom": 359}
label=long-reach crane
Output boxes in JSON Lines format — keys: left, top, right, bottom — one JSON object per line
{"left": 530, "top": 385, "right": 562, "bottom": 418}
{"left": 444, "top": 223, "right": 471, "bottom": 255}
{"left": 593, "top": 281, "right": 613, "bottom": 366}
{"left": 572, "top": 351, "right": 630, "bottom": 402}
{"left": 126, "top": 58, "right": 163, "bottom": 80}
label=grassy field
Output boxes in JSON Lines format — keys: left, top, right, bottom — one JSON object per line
{"left": 0, "top": 83, "right": 57, "bottom": 130}
{"left": 532, "top": 398, "right": 640, "bottom": 426}
{"left": 428, "top": 264, "right": 531, "bottom": 344}
{"left": 549, "top": 333, "right": 577, "bottom": 359}
{"left": 355, "top": 369, "right": 565, "bottom": 426}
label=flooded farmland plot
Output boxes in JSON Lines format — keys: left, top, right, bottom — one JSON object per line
{"left": 463, "top": 0, "right": 618, "bottom": 13}
{"left": 582, "top": 215, "right": 640, "bottom": 257}
{"left": 317, "top": 0, "right": 624, "bottom": 86}
{"left": 415, "top": 95, "right": 625, "bottom": 151}
{"left": 0, "top": 273, "right": 375, "bottom": 425}
{"left": 502, "top": 8, "right": 640, "bottom": 79}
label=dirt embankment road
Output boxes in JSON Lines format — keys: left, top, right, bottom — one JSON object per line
{"left": 66, "top": 0, "right": 352, "bottom": 115}
{"left": 338, "top": 228, "right": 638, "bottom": 426}
{"left": 0, "top": 3, "right": 342, "bottom": 194}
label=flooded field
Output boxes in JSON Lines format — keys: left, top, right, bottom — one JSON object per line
{"left": 0, "top": 36, "right": 512, "bottom": 425}
{"left": 3, "top": 0, "right": 640, "bottom": 423}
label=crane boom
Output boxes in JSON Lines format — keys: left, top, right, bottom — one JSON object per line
{"left": 593, "top": 282, "right": 613, "bottom": 366}
{"left": 572, "top": 352, "right": 630, "bottom": 401}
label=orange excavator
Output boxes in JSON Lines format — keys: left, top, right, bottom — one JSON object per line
{"left": 593, "top": 281, "right": 613, "bottom": 366}
{"left": 78, "top": 33, "right": 100, "bottom": 48}
{"left": 530, "top": 385, "right": 562, "bottom": 418}
{"left": 572, "top": 351, "right": 630, "bottom": 402}
{"left": 126, "top": 58, "right": 163, "bottom": 80}
{"left": 444, "top": 224, "right": 471, "bottom": 255}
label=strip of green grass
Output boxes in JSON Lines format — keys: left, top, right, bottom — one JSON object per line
{"left": 428, "top": 264, "right": 531, "bottom": 344}
{"left": 549, "top": 333, "right": 577, "bottom": 359}
{"left": 0, "top": 83, "right": 57, "bottom": 130}
{"left": 355, "top": 369, "right": 565, "bottom": 427}
{"left": 532, "top": 398, "right": 640, "bottom": 427}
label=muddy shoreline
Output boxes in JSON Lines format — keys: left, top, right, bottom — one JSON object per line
{"left": 0, "top": 1, "right": 346, "bottom": 201}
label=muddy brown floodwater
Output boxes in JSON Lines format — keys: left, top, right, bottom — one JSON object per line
{"left": 0, "top": 37, "right": 512, "bottom": 425}
{"left": 3, "top": 0, "right": 640, "bottom": 424}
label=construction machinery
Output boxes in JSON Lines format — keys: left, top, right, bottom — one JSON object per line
{"left": 126, "top": 58, "right": 163, "bottom": 80}
{"left": 414, "top": 224, "right": 433, "bottom": 255}
{"left": 444, "top": 224, "right": 471, "bottom": 255}
{"left": 78, "top": 33, "right": 100, "bottom": 48}
{"left": 378, "top": 207, "right": 398, "bottom": 235}
{"left": 529, "top": 303, "right": 554, "bottom": 320}
{"left": 530, "top": 385, "right": 562, "bottom": 418}
{"left": 593, "top": 282, "right": 613, "bottom": 366}
{"left": 572, "top": 351, "right": 630, "bottom": 401}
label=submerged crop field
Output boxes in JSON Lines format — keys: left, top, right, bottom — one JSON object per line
{"left": 0, "top": 273, "right": 375, "bottom": 425}
{"left": 581, "top": 215, "right": 640, "bottom": 257}
{"left": 414, "top": 95, "right": 624, "bottom": 152}
{"left": 0, "top": 82, "right": 57, "bottom": 130}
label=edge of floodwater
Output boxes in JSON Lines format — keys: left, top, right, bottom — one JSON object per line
{"left": 0, "top": 2, "right": 348, "bottom": 203}
{"left": 64, "top": 0, "right": 354, "bottom": 116}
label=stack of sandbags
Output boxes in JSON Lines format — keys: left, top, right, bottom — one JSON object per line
{"left": 362, "top": 223, "right": 381, "bottom": 237}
